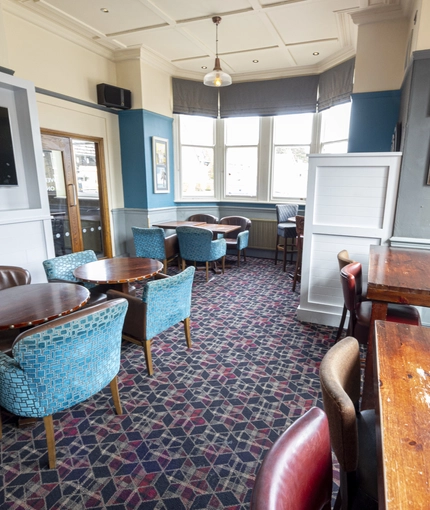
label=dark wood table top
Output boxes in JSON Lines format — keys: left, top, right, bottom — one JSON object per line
{"left": 73, "top": 257, "right": 163, "bottom": 286}
{"left": 362, "top": 246, "right": 430, "bottom": 409}
{"left": 199, "top": 224, "right": 241, "bottom": 236}
{"left": 152, "top": 221, "right": 206, "bottom": 228}
{"left": 0, "top": 283, "right": 90, "bottom": 330}
{"left": 374, "top": 321, "right": 430, "bottom": 509}
{"left": 367, "top": 245, "right": 430, "bottom": 306}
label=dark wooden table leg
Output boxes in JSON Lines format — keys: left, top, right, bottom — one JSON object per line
{"left": 361, "top": 301, "right": 387, "bottom": 410}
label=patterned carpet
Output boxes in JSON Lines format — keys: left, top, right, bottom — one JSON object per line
{"left": 1, "top": 256, "right": 339, "bottom": 510}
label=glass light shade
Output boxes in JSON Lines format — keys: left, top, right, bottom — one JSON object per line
{"left": 203, "top": 58, "right": 232, "bottom": 87}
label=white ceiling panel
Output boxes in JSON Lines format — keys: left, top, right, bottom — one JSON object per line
{"left": 288, "top": 39, "right": 343, "bottom": 66}
{"left": 185, "top": 12, "right": 279, "bottom": 55}
{"left": 114, "top": 28, "right": 208, "bottom": 61}
{"left": 221, "top": 47, "right": 295, "bottom": 74}
{"left": 268, "top": 0, "right": 358, "bottom": 45}
{"left": 150, "top": 0, "right": 254, "bottom": 22}
{"left": 42, "top": 0, "right": 166, "bottom": 34}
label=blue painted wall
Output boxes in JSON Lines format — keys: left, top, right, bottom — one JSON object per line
{"left": 348, "top": 90, "right": 401, "bottom": 152}
{"left": 119, "top": 109, "right": 174, "bottom": 209}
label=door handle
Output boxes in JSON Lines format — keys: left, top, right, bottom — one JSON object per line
{"left": 68, "top": 183, "right": 77, "bottom": 207}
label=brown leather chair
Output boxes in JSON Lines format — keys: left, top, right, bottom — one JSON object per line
{"left": 251, "top": 407, "right": 332, "bottom": 510}
{"left": 187, "top": 214, "right": 218, "bottom": 224}
{"left": 0, "top": 266, "right": 32, "bottom": 354}
{"left": 320, "top": 336, "right": 378, "bottom": 510}
{"left": 292, "top": 215, "right": 304, "bottom": 292}
{"left": 341, "top": 261, "right": 421, "bottom": 345}
{"left": 219, "top": 216, "right": 251, "bottom": 266}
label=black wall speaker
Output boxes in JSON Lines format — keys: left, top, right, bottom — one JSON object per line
{"left": 97, "top": 83, "right": 131, "bottom": 110}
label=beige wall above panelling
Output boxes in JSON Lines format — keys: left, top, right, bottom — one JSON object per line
{"left": 416, "top": 0, "right": 430, "bottom": 51}
{"left": 353, "top": 18, "right": 409, "bottom": 93}
{"left": 4, "top": 11, "right": 117, "bottom": 103}
{"left": 141, "top": 61, "right": 172, "bottom": 118}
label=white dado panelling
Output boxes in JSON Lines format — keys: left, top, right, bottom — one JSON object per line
{"left": 298, "top": 153, "right": 401, "bottom": 327}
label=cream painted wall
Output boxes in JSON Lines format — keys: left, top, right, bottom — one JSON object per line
{"left": 116, "top": 58, "right": 143, "bottom": 110}
{"left": 353, "top": 18, "right": 409, "bottom": 93}
{"left": 4, "top": 10, "right": 116, "bottom": 103}
{"left": 0, "top": 2, "right": 9, "bottom": 68}
{"left": 140, "top": 62, "right": 172, "bottom": 118}
{"left": 415, "top": 0, "right": 430, "bottom": 50}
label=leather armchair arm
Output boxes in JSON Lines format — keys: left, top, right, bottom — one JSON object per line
{"left": 106, "top": 289, "right": 145, "bottom": 342}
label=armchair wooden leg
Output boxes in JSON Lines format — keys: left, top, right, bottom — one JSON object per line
{"left": 43, "top": 415, "right": 56, "bottom": 469}
{"left": 110, "top": 376, "right": 122, "bottom": 415}
{"left": 275, "top": 234, "right": 279, "bottom": 265}
{"left": 184, "top": 317, "right": 192, "bottom": 348}
{"left": 222, "top": 256, "right": 225, "bottom": 274}
{"left": 336, "top": 306, "right": 348, "bottom": 342}
{"left": 182, "top": 259, "right": 186, "bottom": 271}
{"left": 205, "top": 262, "right": 209, "bottom": 282}
{"left": 143, "top": 339, "right": 154, "bottom": 376}
{"left": 163, "top": 258, "right": 168, "bottom": 275}
{"left": 243, "top": 248, "right": 247, "bottom": 263}
{"left": 237, "top": 250, "right": 240, "bottom": 267}
{"left": 283, "top": 237, "right": 288, "bottom": 272}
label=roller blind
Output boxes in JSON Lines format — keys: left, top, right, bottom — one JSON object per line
{"left": 172, "top": 78, "right": 218, "bottom": 118}
{"left": 219, "top": 75, "right": 319, "bottom": 117}
{"left": 318, "top": 58, "right": 355, "bottom": 112}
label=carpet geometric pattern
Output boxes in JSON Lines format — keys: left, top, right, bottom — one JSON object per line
{"left": 0, "top": 257, "right": 339, "bottom": 509}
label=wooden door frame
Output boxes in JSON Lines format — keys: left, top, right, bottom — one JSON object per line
{"left": 41, "top": 129, "right": 113, "bottom": 258}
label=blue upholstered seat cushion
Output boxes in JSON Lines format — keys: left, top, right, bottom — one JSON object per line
{"left": 176, "top": 226, "right": 226, "bottom": 263}
{"left": 43, "top": 250, "right": 99, "bottom": 290}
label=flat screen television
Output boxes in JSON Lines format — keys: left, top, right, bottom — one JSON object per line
{"left": 0, "top": 106, "right": 18, "bottom": 185}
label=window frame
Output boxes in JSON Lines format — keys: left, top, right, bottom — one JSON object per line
{"left": 174, "top": 105, "right": 349, "bottom": 204}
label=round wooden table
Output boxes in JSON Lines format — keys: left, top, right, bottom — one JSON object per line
{"left": 73, "top": 257, "right": 163, "bottom": 293}
{"left": 0, "top": 283, "right": 90, "bottom": 330}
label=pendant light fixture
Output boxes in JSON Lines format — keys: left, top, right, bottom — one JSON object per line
{"left": 203, "top": 16, "right": 232, "bottom": 87}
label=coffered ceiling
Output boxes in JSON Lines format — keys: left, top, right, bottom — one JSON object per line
{"left": 7, "top": 0, "right": 413, "bottom": 81}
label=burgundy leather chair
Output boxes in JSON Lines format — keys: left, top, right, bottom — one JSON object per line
{"left": 0, "top": 265, "right": 32, "bottom": 354}
{"left": 341, "top": 261, "right": 421, "bottom": 344}
{"left": 187, "top": 213, "right": 218, "bottom": 224}
{"left": 251, "top": 407, "right": 332, "bottom": 510}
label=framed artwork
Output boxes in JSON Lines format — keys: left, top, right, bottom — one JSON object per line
{"left": 152, "top": 136, "right": 169, "bottom": 193}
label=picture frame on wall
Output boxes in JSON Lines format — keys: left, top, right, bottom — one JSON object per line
{"left": 152, "top": 136, "right": 169, "bottom": 194}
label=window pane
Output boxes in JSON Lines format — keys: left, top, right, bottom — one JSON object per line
{"left": 225, "top": 147, "right": 258, "bottom": 196}
{"left": 180, "top": 115, "right": 214, "bottom": 146}
{"left": 181, "top": 146, "right": 214, "bottom": 197}
{"left": 274, "top": 113, "right": 313, "bottom": 144}
{"left": 320, "top": 102, "right": 351, "bottom": 143}
{"left": 225, "top": 117, "right": 259, "bottom": 146}
{"left": 272, "top": 146, "right": 309, "bottom": 198}
{"left": 321, "top": 140, "right": 348, "bottom": 153}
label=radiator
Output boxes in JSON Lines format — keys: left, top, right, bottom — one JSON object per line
{"left": 249, "top": 218, "right": 277, "bottom": 250}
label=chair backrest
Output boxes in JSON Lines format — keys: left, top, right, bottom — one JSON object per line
{"left": 188, "top": 214, "right": 218, "bottom": 224}
{"left": 319, "top": 336, "right": 361, "bottom": 472}
{"left": 219, "top": 216, "right": 251, "bottom": 239}
{"left": 340, "top": 261, "right": 362, "bottom": 314}
{"left": 4, "top": 299, "right": 128, "bottom": 418}
{"left": 276, "top": 204, "right": 298, "bottom": 224}
{"left": 250, "top": 407, "right": 332, "bottom": 510}
{"left": 176, "top": 226, "right": 216, "bottom": 261}
{"left": 132, "top": 226, "right": 166, "bottom": 259}
{"left": 43, "top": 250, "right": 98, "bottom": 288}
{"left": 143, "top": 266, "right": 195, "bottom": 339}
{"left": 0, "top": 266, "right": 31, "bottom": 290}
{"left": 337, "top": 250, "right": 354, "bottom": 271}
{"left": 295, "top": 215, "right": 305, "bottom": 237}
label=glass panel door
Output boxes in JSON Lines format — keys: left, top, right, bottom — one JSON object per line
{"left": 42, "top": 133, "right": 111, "bottom": 258}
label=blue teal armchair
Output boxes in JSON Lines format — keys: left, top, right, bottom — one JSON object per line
{"left": 107, "top": 266, "right": 195, "bottom": 376}
{"left": 176, "top": 226, "right": 226, "bottom": 282}
{"left": 0, "top": 298, "right": 128, "bottom": 469}
{"left": 42, "top": 250, "right": 107, "bottom": 306}
{"left": 132, "top": 226, "right": 179, "bottom": 274}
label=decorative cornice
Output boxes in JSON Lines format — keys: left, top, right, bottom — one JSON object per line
{"left": 350, "top": 2, "right": 407, "bottom": 25}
